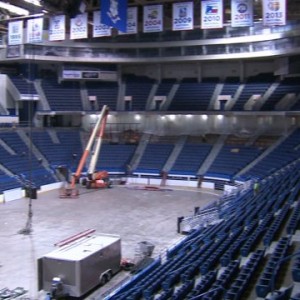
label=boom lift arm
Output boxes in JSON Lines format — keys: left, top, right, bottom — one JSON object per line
{"left": 71, "top": 105, "right": 109, "bottom": 189}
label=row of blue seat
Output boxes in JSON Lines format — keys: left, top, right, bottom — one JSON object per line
{"left": 263, "top": 203, "right": 291, "bottom": 246}
{"left": 0, "top": 127, "right": 299, "bottom": 191}
{"left": 245, "top": 129, "right": 300, "bottom": 179}
{"left": 225, "top": 249, "right": 265, "bottom": 300}
{"left": 240, "top": 212, "right": 274, "bottom": 257}
{"left": 186, "top": 270, "right": 217, "bottom": 299}
{"left": 256, "top": 236, "right": 291, "bottom": 298}
{"left": 9, "top": 74, "right": 300, "bottom": 113}
{"left": 292, "top": 255, "right": 300, "bottom": 283}
{"left": 107, "top": 161, "right": 300, "bottom": 300}
{"left": 287, "top": 202, "right": 300, "bottom": 235}
{"left": 201, "top": 260, "right": 240, "bottom": 300}
{"left": 220, "top": 220, "right": 258, "bottom": 267}
{"left": 200, "top": 231, "right": 241, "bottom": 276}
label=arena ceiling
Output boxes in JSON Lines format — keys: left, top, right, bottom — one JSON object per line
{"left": 2, "top": 0, "right": 300, "bottom": 19}
{"left": 0, "top": 0, "right": 299, "bottom": 33}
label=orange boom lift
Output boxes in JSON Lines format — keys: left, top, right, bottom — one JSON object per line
{"left": 60, "top": 105, "right": 111, "bottom": 198}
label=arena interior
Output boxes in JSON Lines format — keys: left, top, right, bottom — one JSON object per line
{"left": 0, "top": 0, "right": 300, "bottom": 299}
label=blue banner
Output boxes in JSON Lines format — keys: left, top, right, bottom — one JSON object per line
{"left": 101, "top": 0, "right": 127, "bottom": 32}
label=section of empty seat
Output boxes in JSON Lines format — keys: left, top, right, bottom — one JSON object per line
{"left": 261, "top": 77, "right": 300, "bottom": 111}
{"left": 201, "top": 260, "right": 240, "bottom": 300}
{"left": 169, "top": 143, "right": 212, "bottom": 176}
{"left": 135, "top": 143, "right": 174, "bottom": 174}
{"left": 292, "top": 256, "right": 300, "bottom": 283}
{"left": 95, "top": 144, "right": 137, "bottom": 173}
{"left": 168, "top": 80, "right": 217, "bottom": 111}
{"left": 9, "top": 75, "right": 38, "bottom": 95}
{"left": 225, "top": 249, "right": 265, "bottom": 300}
{"left": 186, "top": 270, "right": 217, "bottom": 299}
{"left": 0, "top": 172, "right": 20, "bottom": 193}
{"left": 232, "top": 74, "right": 274, "bottom": 111}
{"left": 244, "top": 128, "right": 300, "bottom": 179}
{"left": 255, "top": 236, "right": 291, "bottom": 298}
{"left": 262, "top": 203, "right": 291, "bottom": 246}
{"left": 287, "top": 201, "right": 300, "bottom": 235}
{"left": 218, "top": 77, "right": 240, "bottom": 108}
{"left": 232, "top": 82, "right": 271, "bottom": 111}
{"left": 240, "top": 212, "right": 274, "bottom": 257}
{"left": 124, "top": 75, "right": 155, "bottom": 111}
{"left": 220, "top": 219, "right": 258, "bottom": 267}
{"left": 30, "top": 129, "right": 82, "bottom": 170}
{"left": 85, "top": 81, "right": 118, "bottom": 111}
{"left": 0, "top": 131, "right": 56, "bottom": 188}
{"left": 206, "top": 144, "right": 262, "bottom": 179}
{"left": 156, "top": 79, "right": 177, "bottom": 97}
{"left": 41, "top": 79, "right": 83, "bottom": 111}
{"left": 106, "top": 162, "right": 300, "bottom": 300}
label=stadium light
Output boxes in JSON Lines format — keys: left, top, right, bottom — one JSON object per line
{"left": 0, "top": 1, "right": 29, "bottom": 15}
{"left": 169, "top": 115, "right": 175, "bottom": 121}
{"left": 134, "top": 114, "right": 141, "bottom": 121}
{"left": 217, "top": 115, "right": 224, "bottom": 120}
{"left": 201, "top": 114, "right": 208, "bottom": 120}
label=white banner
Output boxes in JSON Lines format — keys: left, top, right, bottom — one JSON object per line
{"left": 62, "top": 70, "right": 117, "bottom": 81}
{"left": 27, "top": 18, "right": 43, "bottom": 43}
{"left": 172, "top": 2, "right": 194, "bottom": 31}
{"left": 62, "top": 70, "right": 82, "bottom": 79}
{"left": 49, "top": 15, "right": 65, "bottom": 41}
{"left": 143, "top": 5, "right": 163, "bottom": 33}
{"left": 93, "top": 11, "right": 112, "bottom": 37}
{"left": 262, "top": 0, "right": 286, "bottom": 26}
{"left": 231, "top": 0, "right": 253, "bottom": 27}
{"left": 201, "top": 0, "right": 223, "bottom": 29}
{"left": 70, "top": 13, "right": 88, "bottom": 40}
{"left": 119, "top": 7, "right": 138, "bottom": 35}
{"left": 8, "top": 21, "right": 23, "bottom": 45}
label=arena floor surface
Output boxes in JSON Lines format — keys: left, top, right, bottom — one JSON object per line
{"left": 0, "top": 184, "right": 221, "bottom": 299}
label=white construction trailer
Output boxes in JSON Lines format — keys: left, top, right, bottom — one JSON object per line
{"left": 37, "top": 233, "right": 121, "bottom": 298}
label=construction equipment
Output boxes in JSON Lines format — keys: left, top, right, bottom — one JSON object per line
{"left": 60, "top": 105, "right": 111, "bottom": 197}
{"left": 82, "top": 170, "right": 112, "bottom": 189}
{"left": 38, "top": 232, "right": 121, "bottom": 298}
{"left": 81, "top": 105, "right": 112, "bottom": 189}
{"left": 59, "top": 182, "right": 79, "bottom": 198}
{"left": 121, "top": 241, "right": 155, "bottom": 274}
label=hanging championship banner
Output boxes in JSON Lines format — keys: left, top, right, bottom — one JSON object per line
{"left": 172, "top": 2, "right": 194, "bottom": 31}
{"left": 49, "top": 15, "right": 65, "bottom": 41}
{"left": 93, "top": 11, "right": 112, "bottom": 37}
{"left": 118, "top": 7, "right": 138, "bottom": 35}
{"left": 101, "top": 0, "right": 127, "bottom": 33}
{"left": 231, "top": 0, "right": 253, "bottom": 27}
{"left": 70, "top": 13, "right": 88, "bottom": 40}
{"left": 27, "top": 18, "right": 43, "bottom": 43}
{"left": 262, "top": 0, "right": 286, "bottom": 26}
{"left": 201, "top": 0, "right": 223, "bottom": 29}
{"left": 8, "top": 21, "right": 23, "bottom": 45}
{"left": 143, "top": 5, "right": 163, "bottom": 33}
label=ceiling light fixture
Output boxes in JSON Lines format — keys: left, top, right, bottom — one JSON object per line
{"left": 0, "top": 1, "right": 29, "bottom": 15}
{"left": 23, "top": 0, "right": 41, "bottom": 6}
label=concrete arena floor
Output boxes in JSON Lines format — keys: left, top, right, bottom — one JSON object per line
{"left": 0, "top": 185, "right": 221, "bottom": 299}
